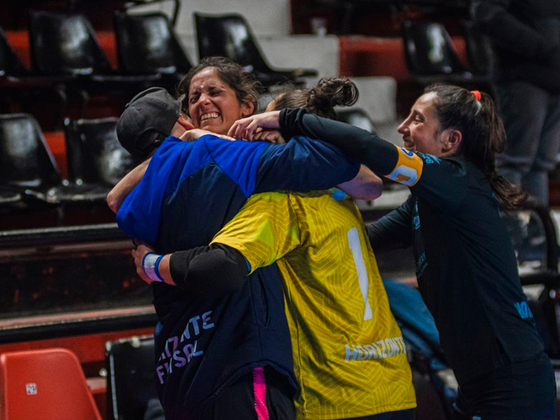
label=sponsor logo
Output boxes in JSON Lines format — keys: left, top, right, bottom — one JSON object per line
{"left": 345, "top": 336, "right": 406, "bottom": 362}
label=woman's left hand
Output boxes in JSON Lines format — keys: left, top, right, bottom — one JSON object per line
{"left": 132, "top": 243, "right": 156, "bottom": 284}
{"left": 228, "top": 111, "right": 281, "bottom": 140}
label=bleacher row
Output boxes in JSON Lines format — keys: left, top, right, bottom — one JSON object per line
{"left": 0, "top": 10, "right": 318, "bottom": 129}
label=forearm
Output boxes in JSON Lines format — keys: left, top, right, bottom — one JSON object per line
{"left": 337, "top": 165, "right": 383, "bottom": 200}
{"left": 279, "top": 109, "right": 399, "bottom": 176}
{"left": 107, "top": 159, "right": 150, "bottom": 213}
{"left": 366, "top": 202, "right": 413, "bottom": 252}
{"left": 169, "top": 243, "right": 249, "bottom": 298}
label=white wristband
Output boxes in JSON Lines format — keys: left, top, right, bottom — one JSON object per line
{"left": 142, "top": 252, "right": 164, "bottom": 283}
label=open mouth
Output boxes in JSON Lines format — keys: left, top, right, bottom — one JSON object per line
{"left": 200, "top": 112, "right": 219, "bottom": 123}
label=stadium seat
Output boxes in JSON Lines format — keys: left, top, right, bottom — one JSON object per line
{"left": 194, "top": 12, "right": 318, "bottom": 88}
{"left": 0, "top": 25, "right": 67, "bottom": 129}
{"left": 0, "top": 26, "right": 28, "bottom": 78}
{"left": 28, "top": 10, "right": 160, "bottom": 112}
{"left": 105, "top": 335, "right": 159, "bottom": 420}
{"left": 0, "top": 113, "right": 63, "bottom": 205}
{"left": 114, "top": 11, "right": 192, "bottom": 90}
{"left": 63, "top": 117, "right": 138, "bottom": 202}
{"left": 400, "top": 20, "right": 494, "bottom": 110}
{"left": 402, "top": 20, "right": 471, "bottom": 81}
{"left": 0, "top": 347, "right": 102, "bottom": 420}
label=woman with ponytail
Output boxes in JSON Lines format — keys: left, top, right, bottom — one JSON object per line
{"left": 230, "top": 83, "right": 556, "bottom": 419}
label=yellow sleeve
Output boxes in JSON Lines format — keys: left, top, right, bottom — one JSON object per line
{"left": 385, "top": 145, "right": 424, "bottom": 186}
{"left": 210, "top": 192, "right": 301, "bottom": 274}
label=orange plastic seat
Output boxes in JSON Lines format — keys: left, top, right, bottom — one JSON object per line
{"left": 0, "top": 348, "right": 102, "bottom": 420}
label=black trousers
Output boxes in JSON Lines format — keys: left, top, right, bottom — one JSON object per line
{"left": 453, "top": 353, "right": 556, "bottom": 420}
{"left": 195, "top": 366, "right": 295, "bottom": 420}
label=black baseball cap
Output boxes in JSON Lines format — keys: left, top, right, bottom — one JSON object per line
{"left": 117, "top": 87, "right": 185, "bottom": 158}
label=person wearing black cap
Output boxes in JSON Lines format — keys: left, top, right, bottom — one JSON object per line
{"left": 110, "top": 58, "right": 381, "bottom": 420}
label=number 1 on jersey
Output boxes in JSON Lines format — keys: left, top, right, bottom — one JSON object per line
{"left": 348, "top": 228, "right": 373, "bottom": 320}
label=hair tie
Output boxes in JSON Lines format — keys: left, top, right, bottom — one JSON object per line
{"left": 471, "top": 90, "right": 482, "bottom": 101}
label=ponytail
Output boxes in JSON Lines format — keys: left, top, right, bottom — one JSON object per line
{"left": 426, "top": 84, "right": 526, "bottom": 209}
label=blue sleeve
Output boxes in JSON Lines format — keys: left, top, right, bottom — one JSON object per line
{"left": 204, "top": 135, "right": 360, "bottom": 197}
{"left": 253, "top": 136, "right": 360, "bottom": 194}
{"left": 117, "top": 136, "right": 210, "bottom": 244}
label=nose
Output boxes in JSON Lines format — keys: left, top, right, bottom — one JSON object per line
{"left": 200, "top": 93, "right": 212, "bottom": 104}
{"left": 397, "top": 119, "right": 408, "bottom": 134}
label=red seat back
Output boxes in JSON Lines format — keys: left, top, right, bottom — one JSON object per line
{"left": 0, "top": 348, "right": 102, "bottom": 420}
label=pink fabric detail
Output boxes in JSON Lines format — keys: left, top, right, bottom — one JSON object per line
{"left": 252, "top": 367, "right": 269, "bottom": 420}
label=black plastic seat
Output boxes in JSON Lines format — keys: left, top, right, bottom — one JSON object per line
{"left": 337, "top": 108, "right": 378, "bottom": 135}
{"left": 402, "top": 20, "right": 471, "bottom": 81}
{"left": 0, "top": 25, "right": 68, "bottom": 129}
{"left": 400, "top": 20, "right": 494, "bottom": 110}
{"left": 63, "top": 117, "right": 139, "bottom": 203}
{"left": 194, "top": 12, "right": 318, "bottom": 88}
{"left": 114, "top": 11, "right": 192, "bottom": 89}
{"left": 105, "top": 335, "right": 159, "bottom": 420}
{"left": 0, "top": 26, "right": 29, "bottom": 79}
{"left": 28, "top": 10, "right": 160, "bottom": 103}
{"left": 0, "top": 113, "right": 63, "bottom": 205}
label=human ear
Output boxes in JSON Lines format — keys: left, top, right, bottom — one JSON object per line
{"left": 445, "top": 129, "right": 462, "bottom": 152}
{"left": 240, "top": 99, "right": 255, "bottom": 118}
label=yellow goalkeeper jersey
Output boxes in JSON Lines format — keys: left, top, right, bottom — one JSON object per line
{"left": 211, "top": 190, "right": 416, "bottom": 420}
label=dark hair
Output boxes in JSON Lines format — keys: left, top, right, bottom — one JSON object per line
{"left": 273, "top": 77, "right": 358, "bottom": 119}
{"left": 176, "top": 56, "right": 261, "bottom": 116}
{"left": 425, "top": 84, "right": 526, "bottom": 209}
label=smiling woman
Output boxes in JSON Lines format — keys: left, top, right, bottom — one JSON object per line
{"left": 228, "top": 83, "right": 557, "bottom": 420}
{"left": 177, "top": 56, "right": 261, "bottom": 135}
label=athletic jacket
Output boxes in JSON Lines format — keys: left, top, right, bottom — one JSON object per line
{"left": 116, "top": 133, "right": 359, "bottom": 419}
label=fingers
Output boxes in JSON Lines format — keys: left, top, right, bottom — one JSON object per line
{"left": 131, "top": 243, "right": 155, "bottom": 285}
{"left": 228, "top": 118, "right": 251, "bottom": 140}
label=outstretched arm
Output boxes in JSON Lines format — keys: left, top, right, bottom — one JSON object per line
{"left": 229, "top": 109, "right": 401, "bottom": 179}
{"left": 131, "top": 193, "right": 299, "bottom": 298}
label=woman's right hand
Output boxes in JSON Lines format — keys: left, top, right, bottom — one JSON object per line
{"left": 180, "top": 129, "right": 234, "bottom": 142}
{"left": 228, "top": 111, "right": 281, "bottom": 140}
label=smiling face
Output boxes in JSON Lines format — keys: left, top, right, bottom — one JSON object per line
{"left": 187, "top": 67, "right": 254, "bottom": 135}
{"left": 397, "top": 92, "right": 450, "bottom": 156}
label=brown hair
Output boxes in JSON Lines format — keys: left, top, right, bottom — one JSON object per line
{"left": 425, "top": 84, "right": 526, "bottom": 209}
{"left": 273, "top": 77, "right": 358, "bottom": 119}
{"left": 176, "top": 56, "right": 261, "bottom": 116}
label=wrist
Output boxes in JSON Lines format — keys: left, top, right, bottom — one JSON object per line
{"left": 142, "top": 252, "right": 165, "bottom": 283}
